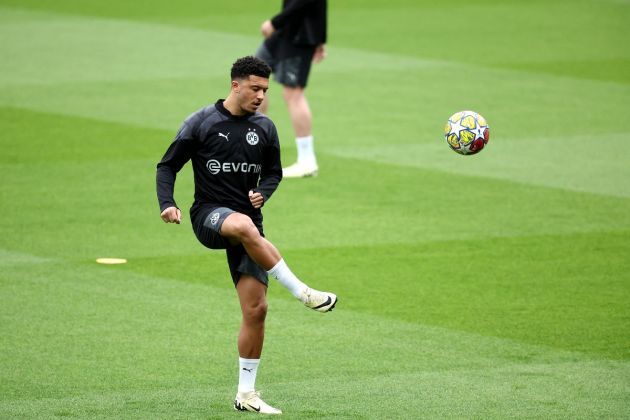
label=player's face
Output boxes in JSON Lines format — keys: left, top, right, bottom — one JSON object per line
{"left": 236, "top": 75, "right": 268, "bottom": 114}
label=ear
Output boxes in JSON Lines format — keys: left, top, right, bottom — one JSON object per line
{"left": 231, "top": 80, "right": 240, "bottom": 94}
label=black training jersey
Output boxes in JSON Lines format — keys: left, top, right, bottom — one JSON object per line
{"left": 271, "top": 0, "right": 327, "bottom": 46}
{"left": 156, "top": 100, "right": 283, "bottom": 220}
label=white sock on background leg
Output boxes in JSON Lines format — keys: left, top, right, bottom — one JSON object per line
{"left": 267, "top": 259, "right": 308, "bottom": 301}
{"left": 295, "top": 135, "right": 316, "bottom": 167}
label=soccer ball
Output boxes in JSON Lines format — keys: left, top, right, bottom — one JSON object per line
{"left": 444, "top": 110, "right": 490, "bottom": 155}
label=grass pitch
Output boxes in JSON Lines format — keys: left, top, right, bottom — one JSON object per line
{"left": 1, "top": 0, "right": 629, "bottom": 418}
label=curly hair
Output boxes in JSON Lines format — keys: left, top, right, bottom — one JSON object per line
{"left": 230, "top": 56, "right": 271, "bottom": 80}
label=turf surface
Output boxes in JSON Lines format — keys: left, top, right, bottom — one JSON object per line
{"left": 1, "top": 0, "right": 629, "bottom": 418}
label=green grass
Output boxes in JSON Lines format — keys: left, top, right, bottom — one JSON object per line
{"left": 1, "top": 0, "right": 629, "bottom": 418}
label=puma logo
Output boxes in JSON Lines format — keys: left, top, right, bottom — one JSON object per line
{"left": 242, "top": 367, "right": 253, "bottom": 372}
{"left": 218, "top": 132, "right": 230, "bottom": 141}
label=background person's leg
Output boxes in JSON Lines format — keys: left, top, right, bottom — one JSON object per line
{"left": 281, "top": 86, "right": 318, "bottom": 177}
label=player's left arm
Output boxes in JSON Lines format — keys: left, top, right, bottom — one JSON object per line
{"left": 248, "top": 190, "right": 265, "bottom": 209}
{"left": 312, "top": 44, "right": 326, "bottom": 63}
{"left": 252, "top": 124, "right": 282, "bottom": 207}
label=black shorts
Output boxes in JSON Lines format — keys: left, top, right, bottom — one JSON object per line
{"left": 256, "top": 35, "right": 316, "bottom": 88}
{"left": 191, "top": 206, "right": 269, "bottom": 287}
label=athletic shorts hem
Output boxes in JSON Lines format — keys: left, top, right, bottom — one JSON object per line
{"left": 191, "top": 205, "right": 269, "bottom": 287}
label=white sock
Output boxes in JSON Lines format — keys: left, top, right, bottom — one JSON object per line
{"left": 238, "top": 357, "right": 260, "bottom": 393}
{"left": 267, "top": 259, "right": 308, "bottom": 301}
{"left": 296, "top": 135, "right": 317, "bottom": 167}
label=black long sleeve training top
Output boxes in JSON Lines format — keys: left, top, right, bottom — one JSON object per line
{"left": 156, "top": 100, "right": 283, "bottom": 221}
{"left": 271, "top": 0, "right": 327, "bottom": 46}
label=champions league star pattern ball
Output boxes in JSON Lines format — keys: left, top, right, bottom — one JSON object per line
{"left": 444, "top": 110, "right": 490, "bottom": 155}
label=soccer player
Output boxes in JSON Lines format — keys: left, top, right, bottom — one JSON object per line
{"left": 256, "top": 0, "right": 327, "bottom": 178}
{"left": 156, "top": 56, "right": 337, "bottom": 415}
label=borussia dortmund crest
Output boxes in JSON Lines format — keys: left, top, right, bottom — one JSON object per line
{"left": 246, "top": 130, "right": 259, "bottom": 146}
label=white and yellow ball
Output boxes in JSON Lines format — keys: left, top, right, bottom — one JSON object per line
{"left": 444, "top": 110, "right": 490, "bottom": 155}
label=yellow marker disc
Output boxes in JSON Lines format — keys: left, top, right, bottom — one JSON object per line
{"left": 96, "top": 258, "right": 128, "bottom": 265}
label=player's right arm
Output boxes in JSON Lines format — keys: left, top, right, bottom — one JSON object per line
{"left": 156, "top": 120, "right": 196, "bottom": 222}
{"left": 160, "top": 206, "right": 181, "bottom": 224}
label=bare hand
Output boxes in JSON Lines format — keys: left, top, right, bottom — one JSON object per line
{"left": 260, "top": 20, "right": 275, "bottom": 38}
{"left": 312, "top": 44, "right": 326, "bottom": 63}
{"left": 160, "top": 206, "right": 181, "bottom": 224}
{"left": 249, "top": 190, "right": 264, "bottom": 209}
